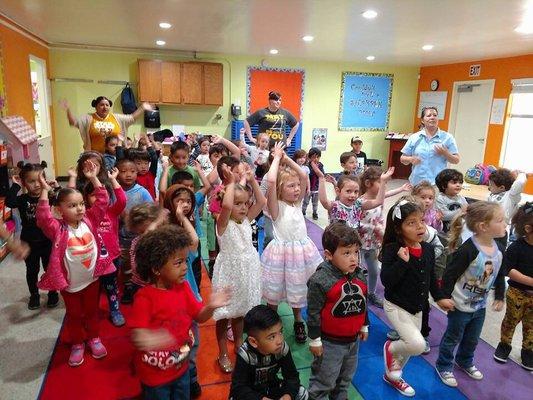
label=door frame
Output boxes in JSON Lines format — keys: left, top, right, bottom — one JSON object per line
{"left": 448, "top": 79, "right": 495, "bottom": 164}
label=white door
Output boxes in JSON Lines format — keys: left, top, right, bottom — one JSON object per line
{"left": 29, "top": 56, "right": 55, "bottom": 178}
{"left": 448, "top": 80, "right": 494, "bottom": 175}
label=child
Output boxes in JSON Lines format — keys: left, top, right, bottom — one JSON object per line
{"left": 240, "top": 128, "right": 270, "bottom": 174}
{"left": 36, "top": 161, "right": 110, "bottom": 367}
{"left": 350, "top": 136, "right": 367, "bottom": 175}
{"left": 381, "top": 199, "right": 453, "bottom": 396}
{"left": 71, "top": 151, "right": 111, "bottom": 194}
{"left": 435, "top": 168, "right": 468, "bottom": 232}
{"left": 303, "top": 147, "right": 323, "bottom": 220}
{"left": 358, "top": 166, "right": 411, "bottom": 308}
{"left": 307, "top": 222, "right": 369, "bottom": 399}
{"left": 0, "top": 218, "right": 29, "bottom": 260}
{"left": 103, "top": 135, "right": 120, "bottom": 171}
{"left": 488, "top": 168, "right": 528, "bottom": 226}
{"left": 130, "top": 134, "right": 160, "bottom": 200}
{"left": 313, "top": 163, "right": 394, "bottom": 229}
{"left": 262, "top": 142, "right": 322, "bottom": 343}
{"left": 208, "top": 156, "right": 244, "bottom": 218}
{"left": 83, "top": 167, "right": 126, "bottom": 326}
{"left": 129, "top": 225, "right": 230, "bottom": 400}
{"left": 230, "top": 305, "right": 308, "bottom": 400}
{"left": 435, "top": 201, "right": 507, "bottom": 387}
{"left": 196, "top": 136, "right": 213, "bottom": 175}
{"left": 7, "top": 161, "right": 58, "bottom": 310}
{"left": 339, "top": 151, "right": 357, "bottom": 175}
{"left": 412, "top": 180, "right": 442, "bottom": 231}
{"left": 494, "top": 202, "right": 533, "bottom": 370}
{"left": 167, "top": 141, "right": 203, "bottom": 191}
{"left": 211, "top": 163, "right": 266, "bottom": 373}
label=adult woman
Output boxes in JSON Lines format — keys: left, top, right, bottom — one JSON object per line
{"left": 60, "top": 97, "right": 152, "bottom": 153}
{"left": 243, "top": 91, "right": 299, "bottom": 145}
{"left": 401, "top": 107, "right": 460, "bottom": 184}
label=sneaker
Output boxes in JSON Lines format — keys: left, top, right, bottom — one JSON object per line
{"left": 383, "top": 374, "right": 415, "bottom": 397}
{"left": 47, "top": 291, "right": 59, "bottom": 308}
{"left": 28, "top": 294, "right": 40, "bottom": 310}
{"left": 435, "top": 367, "right": 458, "bottom": 387}
{"left": 493, "top": 342, "right": 512, "bottom": 363}
{"left": 190, "top": 381, "right": 202, "bottom": 399}
{"left": 294, "top": 321, "right": 307, "bottom": 344}
{"left": 68, "top": 343, "right": 85, "bottom": 367}
{"left": 521, "top": 349, "right": 533, "bottom": 371}
{"left": 312, "top": 213, "right": 319, "bottom": 220}
{"left": 110, "top": 310, "right": 126, "bottom": 327}
{"left": 368, "top": 293, "right": 384, "bottom": 308}
{"left": 458, "top": 364, "right": 483, "bottom": 380}
{"left": 423, "top": 338, "right": 431, "bottom": 355}
{"left": 87, "top": 337, "right": 107, "bottom": 359}
{"left": 383, "top": 340, "right": 402, "bottom": 380}
{"left": 387, "top": 330, "right": 400, "bottom": 341}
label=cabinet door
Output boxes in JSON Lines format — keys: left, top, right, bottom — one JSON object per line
{"left": 161, "top": 62, "right": 181, "bottom": 104}
{"left": 181, "top": 63, "right": 203, "bottom": 104}
{"left": 203, "top": 63, "right": 223, "bottom": 106}
{"left": 138, "top": 60, "right": 161, "bottom": 102}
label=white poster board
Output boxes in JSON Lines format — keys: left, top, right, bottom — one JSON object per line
{"left": 418, "top": 91, "right": 448, "bottom": 119}
{"left": 490, "top": 98, "right": 507, "bottom": 125}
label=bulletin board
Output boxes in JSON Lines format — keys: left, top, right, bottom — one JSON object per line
{"left": 338, "top": 72, "right": 393, "bottom": 131}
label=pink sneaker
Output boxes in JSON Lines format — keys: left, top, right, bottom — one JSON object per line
{"left": 383, "top": 340, "right": 403, "bottom": 380}
{"left": 87, "top": 337, "right": 107, "bottom": 359}
{"left": 68, "top": 343, "right": 85, "bottom": 367}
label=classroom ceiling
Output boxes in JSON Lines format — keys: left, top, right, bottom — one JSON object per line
{"left": 2, "top": 0, "right": 533, "bottom": 66}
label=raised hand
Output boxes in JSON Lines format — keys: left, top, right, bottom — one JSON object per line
{"left": 192, "top": 159, "right": 202, "bottom": 174}
{"left": 401, "top": 182, "right": 413, "bottom": 192}
{"left": 108, "top": 167, "right": 119, "bottom": 180}
{"left": 48, "top": 180, "right": 60, "bottom": 189}
{"left": 39, "top": 172, "right": 51, "bottom": 191}
{"left": 175, "top": 201, "right": 185, "bottom": 220}
{"left": 67, "top": 166, "right": 77, "bottom": 178}
{"left": 272, "top": 141, "right": 285, "bottom": 159}
{"left": 397, "top": 246, "right": 409, "bottom": 262}
{"left": 212, "top": 134, "right": 223, "bottom": 144}
{"left": 221, "top": 164, "right": 234, "bottom": 183}
{"left": 141, "top": 102, "right": 153, "bottom": 111}
{"left": 58, "top": 99, "right": 69, "bottom": 110}
{"left": 380, "top": 167, "right": 395, "bottom": 182}
{"left": 83, "top": 160, "right": 98, "bottom": 179}
{"left": 132, "top": 328, "right": 176, "bottom": 352}
{"left": 243, "top": 163, "right": 254, "bottom": 183}
{"left": 208, "top": 286, "right": 231, "bottom": 309}
{"left": 162, "top": 157, "right": 170, "bottom": 170}
{"left": 11, "top": 174, "right": 22, "bottom": 186}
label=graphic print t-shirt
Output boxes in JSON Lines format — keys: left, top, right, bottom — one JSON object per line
{"left": 246, "top": 108, "right": 297, "bottom": 142}
{"left": 64, "top": 222, "right": 98, "bottom": 293}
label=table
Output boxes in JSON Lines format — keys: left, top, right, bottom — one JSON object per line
{"left": 460, "top": 184, "right": 489, "bottom": 202}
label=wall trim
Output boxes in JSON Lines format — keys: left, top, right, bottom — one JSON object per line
{"left": 0, "top": 13, "right": 49, "bottom": 48}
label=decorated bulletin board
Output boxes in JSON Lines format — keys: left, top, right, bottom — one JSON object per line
{"left": 338, "top": 72, "right": 393, "bottom": 131}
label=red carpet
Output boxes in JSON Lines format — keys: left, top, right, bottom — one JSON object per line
{"left": 39, "top": 268, "right": 233, "bottom": 400}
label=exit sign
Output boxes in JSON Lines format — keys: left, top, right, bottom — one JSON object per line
{"left": 469, "top": 64, "right": 481, "bottom": 77}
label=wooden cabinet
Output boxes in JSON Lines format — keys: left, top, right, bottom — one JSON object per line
{"left": 138, "top": 60, "right": 223, "bottom": 106}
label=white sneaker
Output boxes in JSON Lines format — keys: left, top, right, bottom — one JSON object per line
{"left": 459, "top": 365, "right": 483, "bottom": 380}
{"left": 436, "top": 367, "right": 458, "bottom": 387}
{"left": 383, "top": 374, "right": 416, "bottom": 397}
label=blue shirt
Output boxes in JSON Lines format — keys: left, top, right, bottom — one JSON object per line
{"left": 194, "top": 192, "right": 206, "bottom": 237}
{"left": 401, "top": 129, "right": 458, "bottom": 185}
{"left": 187, "top": 250, "right": 201, "bottom": 300}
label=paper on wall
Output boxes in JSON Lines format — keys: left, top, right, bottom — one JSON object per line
{"left": 490, "top": 99, "right": 507, "bottom": 125}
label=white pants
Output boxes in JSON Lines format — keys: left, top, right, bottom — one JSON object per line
{"left": 384, "top": 299, "right": 426, "bottom": 367}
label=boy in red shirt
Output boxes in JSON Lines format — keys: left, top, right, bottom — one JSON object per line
{"left": 131, "top": 136, "right": 159, "bottom": 200}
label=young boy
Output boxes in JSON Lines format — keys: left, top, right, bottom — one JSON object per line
{"left": 130, "top": 138, "right": 160, "bottom": 200}
{"left": 303, "top": 147, "right": 324, "bottom": 220}
{"left": 307, "top": 222, "right": 369, "bottom": 400}
{"left": 230, "top": 305, "right": 308, "bottom": 400}
{"left": 488, "top": 168, "right": 528, "bottom": 225}
{"left": 339, "top": 151, "right": 357, "bottom": 176}
{"left": 350, "top": 136, "right": 367, "bottom": 175}
{"left": 168, "top": 141, "right": 203, "bottom": 191}
{"left": 435, "top": 168, "right": 468, "bottom": 233}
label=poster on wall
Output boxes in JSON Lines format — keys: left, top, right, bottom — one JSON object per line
{"left": 418, "top": 91, "right": 447, "bottom": 119}
{"left": 0, "top": 41, "right": 8, "bottom": 117}
{"left": 338, "top": 72, "right": 393, "bottom": 131}
{"left": 311, "top": 128, "right": 327, "bottom": 150}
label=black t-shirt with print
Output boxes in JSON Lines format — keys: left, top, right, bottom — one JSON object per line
{"left": 505, "top": 237, "right": 533, "bottom": 291}
{"left": 246, "top": 107, "right": 298, "bottom": 142}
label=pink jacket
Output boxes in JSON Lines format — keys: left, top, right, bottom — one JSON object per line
{"left": 97, "top": 187, "right": 127, "bottom": 269}
{"left": 37, "top": 187, "right": 109, "bottom": 291}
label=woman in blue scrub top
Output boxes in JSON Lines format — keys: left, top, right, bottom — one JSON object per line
{"left": 400, "top": 107, "right": 461, "bottom": 184}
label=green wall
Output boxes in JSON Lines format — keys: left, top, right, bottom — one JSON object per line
{"left": 50, "top": 48, "right": 420, "bottom": 175}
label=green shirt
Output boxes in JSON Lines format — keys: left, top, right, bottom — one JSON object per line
{"left": 168, "top": 165, "right": 202, "bottom": 190}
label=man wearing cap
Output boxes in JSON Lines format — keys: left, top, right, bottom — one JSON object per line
{"left": 350, "top": 136, "right": 367, "bottom": 175}
{"left": 244, "top": 91, "right": 299, "bottom": 145}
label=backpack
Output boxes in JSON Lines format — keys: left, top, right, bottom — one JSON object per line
{"left": 144, "top": 106, "right": 161, "bottom": 128}
{"left": 465, "top": 163, "right": 497, "bottom": 185}
{"left": 475, "top": 163, "right": 496, "bottom": 185}
{"left": 120, "top": 83, "right": 137, "bottom": 114}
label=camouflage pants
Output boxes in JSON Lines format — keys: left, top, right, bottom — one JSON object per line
{"left": 500, "top": 286, "right": 533, "bottom": 351}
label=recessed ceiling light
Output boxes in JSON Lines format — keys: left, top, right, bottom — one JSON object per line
{"left": 156, "top": 40, "right": 166, "bottom": 46}
{"left": 422, "top": 44, "right": 434, "bottom": 51}
{"left": 362, "top": 10, "right": 378, "bottom": 19}
{"left": 302, "top": 35, "right": 314, "bottom": 42}
{"left": 159, "top": 22, "right": 172, "bottom": 29}
{"left": 366, "top": 55, "right": 375, "bottom": 61}
{"left": 515, "top": 24, "right": 533, "bottom": 34}
{"left": 269, "top": 49, "right": 279, "bottom": 55}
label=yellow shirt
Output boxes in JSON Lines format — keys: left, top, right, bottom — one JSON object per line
{"left": 87, "top": 112, "right": 121, "bottom": 153}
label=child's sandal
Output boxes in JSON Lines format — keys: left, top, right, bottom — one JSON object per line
{"left": 217, "top": 354, "right": 233, "bottom": 373}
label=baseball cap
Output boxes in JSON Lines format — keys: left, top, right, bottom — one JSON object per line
{"left": 351, "top": 136, "right": 363, "bottom": 144}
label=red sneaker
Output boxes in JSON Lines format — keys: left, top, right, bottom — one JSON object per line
{"left": 383, "top": 340, "right": 403, "bottom": 380}
{"left": 383, "top": 374, "right": 415, "bottom": 397}
{"left": 87, "top": 337, "right": 107, "bottom": 359}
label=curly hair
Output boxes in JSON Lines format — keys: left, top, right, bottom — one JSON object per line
{"left": 511, "top": 202, "right": 533, "bottom": 238}
{"left": 489, "top": 168, "right": 514, "bottom": 191}
{"left": 435, "top": 169, "right": 463, "bottom": 193}
{"left": 359, "top": 166, "right": 382, "bottom": 194}
{"left": 127, "top": 203, "right": 162, "bottom": 233}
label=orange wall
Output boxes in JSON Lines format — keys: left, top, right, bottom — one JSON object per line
{"left": 415, "top": 54, "right": 533, "bottom": 193}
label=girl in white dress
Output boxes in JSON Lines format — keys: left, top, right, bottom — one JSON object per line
{"left": 261, "top": 142, "right": 323, "bottom": 344}
{"left": 212, "top": 163, "right": 266, "bottom": 373}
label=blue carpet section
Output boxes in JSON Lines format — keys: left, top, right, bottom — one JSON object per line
{"left": 354, "top": 313, "right": 467, "bottom": 400}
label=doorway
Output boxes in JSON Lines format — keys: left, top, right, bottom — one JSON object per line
{"left": 448, "top": 79, "right": 495, "bottom": 175}
{"left": 29, "top": 56, "right": 55, "bottom": 177}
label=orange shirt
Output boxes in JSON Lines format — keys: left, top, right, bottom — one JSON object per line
{"left": 88, "top": 112, "right": 121, "bottom": 152}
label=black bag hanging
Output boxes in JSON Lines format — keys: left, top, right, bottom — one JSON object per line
{"left": 152, "top": 128, "right": 173, "bottom": 143}
{"left": 144, "top": 106, "right": 161, "bottom": 128}
{"left": 120, "top": 83, "right": 137, "bottom": 114}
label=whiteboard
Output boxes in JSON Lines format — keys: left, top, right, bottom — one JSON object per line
{"left": 418, "top": 91, "right": 448, "bottom": 119}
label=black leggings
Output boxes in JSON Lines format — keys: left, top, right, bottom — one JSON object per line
{"left": 25, "top": 241, "right": 52, "bottom": 295}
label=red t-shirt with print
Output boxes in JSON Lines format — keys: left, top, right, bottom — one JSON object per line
{"left": 128, "top": 282, "right": 203, "bottom": 387}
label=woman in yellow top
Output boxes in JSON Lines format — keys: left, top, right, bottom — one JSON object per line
{"left": 60, "top": 96, "right": 152, "bottom": 153}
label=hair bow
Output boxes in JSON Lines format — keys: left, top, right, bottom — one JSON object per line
{"left": 393, "top": 200, "right": 409, "bottom": 221}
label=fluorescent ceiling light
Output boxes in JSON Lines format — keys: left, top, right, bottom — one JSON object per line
{"left": 269, "top": 49, "right": 279, "bottom": 55}
{"left": 366, "top": 55, "right": 375, "bottom": 61}
{"left": 156, "top": 40, "right": 166, "bottom": 46}
{"left": 159, "top": 22, "right": 172, "bottom": 29}
{"left": 422, "top": 44, "right": 434, "bottom": 51}
{"left": 362, "top": 10, "right": 378, "bottom": 19}
{"left": 302, "top": 35, "right": 314, "bottom": 42}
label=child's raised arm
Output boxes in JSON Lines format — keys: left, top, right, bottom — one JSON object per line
{"left": 385, "top": 182, "right": 412, "bottom": 198}
{"left": 311, "top": 161, "right": 332, "bottom": 211}
{"left": 216, "top": 164, "right": 235, "bottom": 236}
{"left": 266, "top": 142, "right": 284, "bottom": 220}
{"left": 281, "top": 152, "right": 307, "bottom": 202}
{"left": 245, "top": 165, "right": 267, "bottom": 220}
{"left": 212, "top": 135, "right": 241, "bottom": 159}
{"left": 67, "top": 166, "right": 77, "bottom": 189}
{"left": 192, "top": 160, "right": 212, "bottom": 196}
{"left": 362, "top": 167, "right": 394, "bottom": 210}
{"left": 159, "top": 158, "right": 170, "bottom": 199}
{"left": 175, "top": 203, "right": 199, "bottom": 253}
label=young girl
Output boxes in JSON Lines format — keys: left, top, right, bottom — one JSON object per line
{"left": 494, "top": 202, "right": 533, "bottom": 370}
{"left": 70, "top": 151, "right": 111, "bottom": 193}
{"left": 381, "top": 199, "right": 453, "bottom": 396}
{"left": 293, "top": 149, "right": 310, "bottom": 197}
{"left": 262, "top": 142, "right": 322, "bottom": 343}
{"left": 83, "top": 167, "right": 126, "bottom": 326}
{"left": 436, "top": 201, "right": 507, "bottom": 387}
{"left": 212, "top": 163, "right": 266, "bottom": 373}
{"left": 412, "top": 180, "right": 443, "bottom": 231}
{"left": 358, "top": 166, "right": 411, "bottom": 308}
{"left": 240, "top": 128, "right": 270, "bottom": 179}
{"left": 196, "top": 136, "right": 213, "bottom": 175}
{"left": 36, "top": 161, "right": 110, "bottom": 367}
{"left": 7, "top": 161, "right": 58, "bottom": 310}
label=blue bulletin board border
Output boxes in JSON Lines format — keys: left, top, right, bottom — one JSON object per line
{"left": 338, "top": 72, "right": 393, "bottom": 131}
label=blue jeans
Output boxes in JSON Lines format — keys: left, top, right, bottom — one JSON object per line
{"left": 142, "top": 370, "right": 190, "bottom": 400}
{"left": 436, "top": 308, "right": 486, "bottom": 372}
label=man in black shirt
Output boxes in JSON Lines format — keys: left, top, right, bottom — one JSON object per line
{"left": 244, "top": 91, "right": 299, "bottom": 145}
